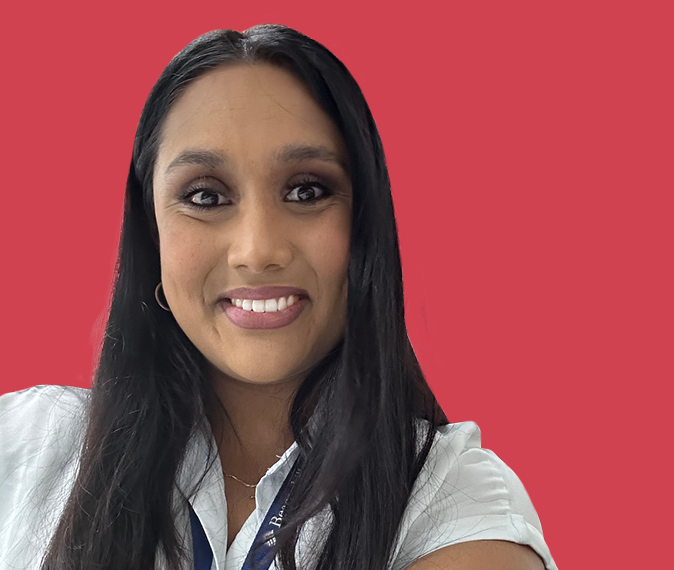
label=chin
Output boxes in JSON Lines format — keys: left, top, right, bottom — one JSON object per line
{"left": 207, "top": 358, "right": 308, "bottom": 386}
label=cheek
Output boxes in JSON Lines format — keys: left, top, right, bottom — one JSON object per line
{"left": 314, "top": 214, "right": 350, "bottom": 310}
{"left": 158, "top": 220, "right": 216, "bottom": 303}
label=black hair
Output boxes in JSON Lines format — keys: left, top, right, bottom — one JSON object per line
{"left": 40, "top": 24, "right": 447, "bottom": 570}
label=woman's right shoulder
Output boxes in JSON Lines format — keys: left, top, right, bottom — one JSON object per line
{"left": 0, "top": 384, "right": 90, "bottom": 474}
{"left": 0, "top": 383, "right": 89, "bottom": 426}
{"left": 0, "top": 385, "right": 91, "bottom": 567}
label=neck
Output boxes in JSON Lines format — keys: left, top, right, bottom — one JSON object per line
{"left": 207, "top": 365, "right": 302, "bottom": 480}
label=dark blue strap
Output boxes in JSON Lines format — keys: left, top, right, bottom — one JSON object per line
{"left": 189, "top": 456, "right": 302, "bottom": 570}
{"left": 242, "top": 457, "right": 302, "bottom": 570}
{"left": 189, "top": 503, "right": 214, "bottom": 570}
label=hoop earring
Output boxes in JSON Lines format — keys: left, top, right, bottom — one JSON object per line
{"left": 154, "top": 282, "right": 171, "bottom": 312}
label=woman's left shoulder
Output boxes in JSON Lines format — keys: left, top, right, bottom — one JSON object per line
{"left": 425, "top": 421, "right": 544, "bottom": 529}
{"left": 390, "top": 420, "right": 558, "bottom": 570}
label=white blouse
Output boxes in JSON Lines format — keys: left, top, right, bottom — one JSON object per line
{"left": 0, "top": 385, "right": 558, "bottom": 570}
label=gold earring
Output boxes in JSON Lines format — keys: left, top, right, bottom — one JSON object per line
{"left": 154, "top": 282, "right": 171, "bottom": 312}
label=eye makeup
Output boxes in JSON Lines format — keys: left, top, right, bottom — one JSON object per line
{"left": 177, "top": 173, "right": 338, "bottom": 211}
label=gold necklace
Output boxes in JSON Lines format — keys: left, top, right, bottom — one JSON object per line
{"left": 223, "top": 471, "right": 258, "bottom": 500}
{"left": 223, "top": 471, "right": 258, "bottom": 488}
{"left": 223, "top": 453, "right": 283, "bottom": 500}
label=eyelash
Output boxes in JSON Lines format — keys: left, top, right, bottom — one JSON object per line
{"left": 179, "top": 175, "right": 334, "bottom": 211}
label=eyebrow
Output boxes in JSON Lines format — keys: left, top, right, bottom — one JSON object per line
{"left": 164, "top": 143, "right": 348, "bottom": 176}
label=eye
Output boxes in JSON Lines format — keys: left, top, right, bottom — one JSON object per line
{"left": 285, "top": 179, "right": 332, "bottom": 204}
{"left": 187, "top": 189, "right": 229, "bottom": 208}
{"left": 179, "top": 177, "right": 231, "bottom": 210}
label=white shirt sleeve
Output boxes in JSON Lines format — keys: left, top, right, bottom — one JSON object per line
{"left": 389, "top": 421, "right": 558, "bottom": 570}
{"left": 0, "top": 385, "right": 88, "bottom": 570}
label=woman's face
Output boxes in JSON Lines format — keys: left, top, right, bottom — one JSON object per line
{"left": 152, "top": 63, "right": 352, "bottom": 386}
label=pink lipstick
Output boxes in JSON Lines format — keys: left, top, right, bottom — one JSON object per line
{"left": 217, "top": 286, "right": 310, "bottom": 330}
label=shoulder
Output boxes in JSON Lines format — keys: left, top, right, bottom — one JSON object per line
{"left": 0, "top": 382, "right": 89, "bottom": 415}
{"left": 0, "top": 383, "right": 89, "bottom": 488}
{"left": 0, "top": 385, "right": 90, "bottom": 568}
{"left": 0, "top": 383, "right": 89, "bottom": 453}
{"left": 390, "top": 420, "right": 557, "bottom": 570}
{"left": 420, "top": 421, "right": 543, "bottom": 527}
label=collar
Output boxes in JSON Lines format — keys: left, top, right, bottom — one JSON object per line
{"left": 176, "top": 419, "right": 300, "bottom": 569}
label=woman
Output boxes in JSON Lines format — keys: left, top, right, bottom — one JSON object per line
{"left": 0, "top": 25, "right": 557, "bottom": 570}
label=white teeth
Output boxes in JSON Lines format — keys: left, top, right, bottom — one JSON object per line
{"left": 231, "top": 295, "right": 299, "bottom": 312}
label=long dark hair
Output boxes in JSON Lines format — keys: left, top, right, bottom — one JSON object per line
{"left": 40, "top": 24, "right": 448, "bottom": 570}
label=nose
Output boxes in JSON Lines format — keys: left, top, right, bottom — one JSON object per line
{"left": 226, "top": 193, "right": 293, "bottom": 274}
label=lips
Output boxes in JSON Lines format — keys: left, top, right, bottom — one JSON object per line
{"left": 216, "top": 285, "right": 310, "bottom": 330}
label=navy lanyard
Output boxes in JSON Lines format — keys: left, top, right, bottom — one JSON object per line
{"left": 189, "top": 457, "right": 302, "bottom": 570}
{"left": 189, "top": 502, "right": 214, "bottom": 570}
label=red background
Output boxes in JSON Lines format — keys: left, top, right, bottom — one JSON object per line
{"left": 1, "top": 1, "right": 672, "bottom": 568}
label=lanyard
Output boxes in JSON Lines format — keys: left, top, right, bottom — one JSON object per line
{"left": 189, "top": 502, "right": 214, "bottom": 570}
{"left": 189, "top": 457, "right": 302, "bottom": 570}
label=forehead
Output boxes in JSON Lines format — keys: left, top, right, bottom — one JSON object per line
{"left": 155, "top": 63, "right": 347, "bottom": 175}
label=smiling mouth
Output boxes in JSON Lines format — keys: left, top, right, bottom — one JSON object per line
{"left": 221, "top": 295, "right": 309, "bottom": 330}
{"left": 224, "top": 294, "right": 307, "bottom": 313}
